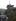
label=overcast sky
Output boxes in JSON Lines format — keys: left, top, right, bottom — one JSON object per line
{"left": 0, "top": 0, "right": 16, "bottom": 9}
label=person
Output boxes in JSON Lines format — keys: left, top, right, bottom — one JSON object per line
{"left": 0, "top": 17, "right": 1, "bottom": 21}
